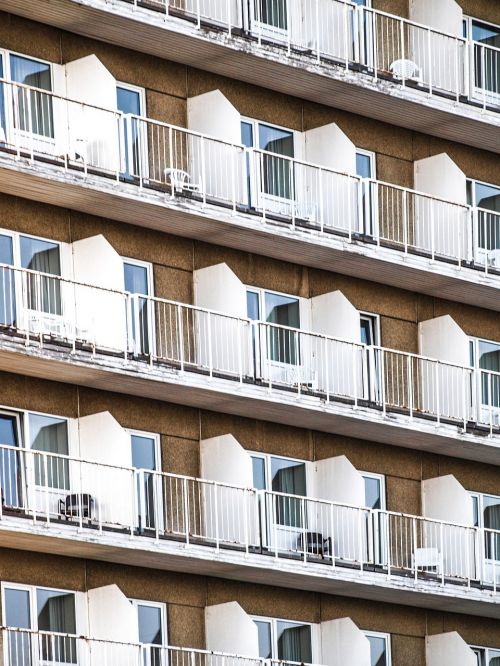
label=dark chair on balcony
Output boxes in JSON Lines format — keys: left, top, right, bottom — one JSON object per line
{"left": 59, "top": 493, "right": 94, "bottom": 523}
{"left": 297, "top": 531, "right": 332, "bottom": 559}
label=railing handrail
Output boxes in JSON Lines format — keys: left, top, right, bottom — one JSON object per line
{"left": 1, "top": 440, "right": 496, "bottom": 537}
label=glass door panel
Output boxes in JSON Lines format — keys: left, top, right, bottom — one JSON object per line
{"left": 5, "top": 588, "right": 32, "bottom": 666}
{"left": 29, "top": 414, "right": 69, "bottom": 515}
{"left": 137, "top": 604, "right": 164, "bottom": 666}
{"left": 36, "top": 589, "right": 77, "bottom": 665}
{"left": 117, "top": 86, "right": 143, "bottom": 178}
{"left": 276, "top": 622, "right": 311, "bottom": 663}
{"left": 259, "top": 124, "right": 294, "bottom": 200}
{"left": 0, "top": 413, "right": 21, "bottom": 508}
{"left": 474, "top": 182, "right": 500, "bottom": 255}
{"left": 0, "top": 234, "right": 15, "bottom": 326}
{"left": 471, "top": 21, "right": 500, "bottom": 103}
{"left": 132, "top": 434, "right": 160, "bottom": 531}
{"left": 366, "top": 635, "right": 388, "bottom": 666}
{"left": 125, "top": 262, "right": 152, "bottom": 356}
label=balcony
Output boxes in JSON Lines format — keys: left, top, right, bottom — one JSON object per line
{"left": 3, "top": 0, "right": 500, "bottom": 153}
{"left": 2, "top": 263, "right": 500, "bottom": 463}
{"left": 1, "top": 80, "right": 500, "bottom": 312}
{"left": 2, "top": 442, "right": 500, "bottom": 616}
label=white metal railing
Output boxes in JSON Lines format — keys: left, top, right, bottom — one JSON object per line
{"left": 2, "top": 444, "right": 500, "bottom": 591}
{"left": 1, "top": 262, "right": 500, "bottom": 433}
{"left": 0, "top": 628, "right": 321, "bottom": 666}
{"left": 117, "top": 0, "right": 500, "bottom": 112}
{"left": 1, "top": 79, "right": 500, "bottom": 275}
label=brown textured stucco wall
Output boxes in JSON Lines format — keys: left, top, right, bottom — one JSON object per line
{"left": 1, "top": 548, "right": 500, "bottom": 658}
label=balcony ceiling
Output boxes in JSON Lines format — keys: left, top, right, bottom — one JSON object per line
{"left": 2, "top": 518, "right": 500, "bottom": 619}
{"left": 2, "top": 158, "right": 500, "bottom": 314}
{"left": 3, "top": 0, "right": 500, "bottom": 154}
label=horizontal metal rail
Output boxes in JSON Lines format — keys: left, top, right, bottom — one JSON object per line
{"left": 1, "top": 263, "right": 500, "bottom": 434}
{"left": 115, "top": 0, "right": 499, "bottom": 112}
{"left": 0, "top": 79, "right": 499, "bottom": 276}
{"left": 1, "top": 444, "right": 500, "bottom": 592}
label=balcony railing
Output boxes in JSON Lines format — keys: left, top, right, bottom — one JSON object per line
{"left": 1, "top": 80, "right": 500, "bottom": 276}
{"left": 1, "top": 263, "right": 500, "bottom": 435}
{"left": 0, "top": 628, "right": 311, "bottom": 666}
{"left": 106, "top": 1, "right": 499, "bottom": 112}
{"left": 1, "top": 444, "right": 500, "bottom": 592}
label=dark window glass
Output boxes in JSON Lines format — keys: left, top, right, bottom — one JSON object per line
{"left": 367, "top": 635, "right": 387, "bottom": 666}
{"left": 252, "top": 456, "right": 266, "bottom": 491}
{"left": 254, "top": 621, "right": 272, "bottom": 659}
{"left": 364, "top": 476, "right": 382, "bottom": 510}
{"left": 36, "top": 589, "right": 76, "bottom": 664}
{"left": 271, "top": 457, "right": 306, "bottom": 528}
{"left": 256, "top": 0, "right": 287, "bottom": 30}
{"left": 258, "top": 124, "right": 294, "bottom": 200}
{"left": 276, "top": 622, "right": 312, "bottom": 663}
{"left": 265, "top": 292, "right": 300, "bottom": 365}
{"left": 137, "top": 605, "right": 163, "bottom": 645}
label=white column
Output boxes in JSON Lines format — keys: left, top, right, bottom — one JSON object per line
{"left": 310, "top": 290, "right": 362, "bottom": 399}
{"left": 75, "top": 411, "right": 134, "bottom": 528}
{"left": 418, "top": 315, "right": 470, "bottom": 421}
{"left": 421, "top": 475, "right": 474, "bottom": 581}
{"left": 71, "top": 234, "right": 127, "bottom": 352}
{"left": 64, "top": 55, "right": 120, "bottom": 171}
{"left": 200, "top": 434, "right": 255, "bottom": 544}
{"left": 426, "top": 632, "right": 476, "bottom": 666}
{"left": 309, "top": 456, "right": 366, "bottom": 563}
{"left": 205, "top": 602, "right": 259, "bottom": 657}
{"left": 193, "top": 263, "right": 250, "bottom": 376}
{"left": 187, "top": 89, "right": 244, "bottom": 203}
{"left": 320, "top": 617, "right": 371, "bottom": 666}
{"left": 302, "top": 123, "right": 358, "bottom": 232}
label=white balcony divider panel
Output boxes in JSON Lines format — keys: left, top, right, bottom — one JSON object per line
{"left": 88, "top": 584, "right": 139, "bottom": 647}
{"left": 421, "top": 475, "right": 474, "bottom": 580}
{"left": 426, "top": 632, "right": 476, "bottom": 666}
{"left": 409, "top": 0, "right": 463, "bottom": 38}
{"left": 65, "top": 55, "right": 120, "bottom": 172}
{"left": 320, "top": 618, "right": 371, "bottom": 666}
{"left": 302, "top": 123, "right": 358, "bottom": 233}
{"left": 200, "top": 434, "right": 256, "bottom": 544}
{"left": 71, "top": 234, "right": 127, "bottom": 352}
{"left": 205, "top": 602, "right": 260, "bottom": 657}
{"left": 310, "top": 290, "right": 362, "bottom": 399}
{"left": 187, "top": 89, "right": 244, "bottom": 202}
{"left": 414, "top": 154, "right": 468, "bottom": 260}
{"left": 310, "top": 455, "right": 366, "bottom": 563}
{"left": 77, "top": 411, "right": 134, "bottom": 527}
{"left": 418, "top": 315, "right": 471, "bottom": 422}
{"left": 193, "top": 263, "right": 250, "bottom": 376}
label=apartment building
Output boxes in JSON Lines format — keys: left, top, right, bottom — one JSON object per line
{"left": 0, "top": 0, "right": 499, "bottom": 664}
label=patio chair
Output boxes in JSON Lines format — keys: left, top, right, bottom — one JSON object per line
{"left": 59, "top": 493, "right": 95, "bottom": 522}
{"left": 164, "top": 168, "right": 200, "bottom": 193}
{"left": 390, "top": 59, "right": 423, "bottom": 84}
{"left": 297, "top": 531, "right": 332, "bottom": 559}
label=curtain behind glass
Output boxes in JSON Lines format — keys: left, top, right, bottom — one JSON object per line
{"left": 277, "top": 623, "right": 312, "bottom": 663}
{"left": 259, "top": 125, "right": 293, "bottom": 199}
{"left": 37, "top": 590, "right": 76, "bottom": 664}
{"left": 478, "top": 341, "right": 500, "bottom": 408}
{"left": 484, "top": 496, "right": 500, "bottom": 560}
{"left": 10, "top": 55, "right": 53, "bottom": 138}
{"left": 272, "top": 458, "right": 306, "bottom": 527}
{"left": 20, "top": 236, "right": 61, "bottom": 315}
{"left": 265, "top": 293, "right": 299, "bottom": 365}
{"left": 257, "top": 0, "right": 287, "bottom": 30}
{"left": 5, "top": 588, "right": 31, "bottom": 666}
{"left": 29, "top": 414, "right": 69, "bottom": 490}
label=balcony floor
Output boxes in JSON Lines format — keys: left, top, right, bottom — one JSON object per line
{"left": 1, "top": 513, "right": 499, "bottom": 619}
{"left": 1, "top": 155, "right": 500, "bottom": 313}
{"left": 0, "top": 331, "right": 499, "bottom": 466}
{"left": 3, "top": 0, "right": 500, "bottom": 154}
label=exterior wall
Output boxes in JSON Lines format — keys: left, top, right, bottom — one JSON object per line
{"left": 0, "top": 548, "right": 500, "bottom": 660}
{"left": 2, "top": 371, "right": 500, "bottom": 518}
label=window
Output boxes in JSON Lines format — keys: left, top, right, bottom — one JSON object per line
{"left": 472, "top": 646, "right": 500, "bottom": 666}
{"left": 2, "top": 584, "right": 77, "bottom": 666}
{"left": 361, "top": 472, "right": 386, "bottom": 510}
{"left": 247, "top": 288, "right": 301, "bottom": 365}
{"left": 129, "top": 430, "right": 161, "bottom": 531}
{"left": 470, "top": 337, "right": 500, "bottom": 410}
{"left": 130, "top": 599, "right": 167, "bottom": 666}
{"left": 467, "top": 178, "right": 500, "bottom": 254}
{"left": 464, "top": 17, "right": 500, "bottom": 101}
{"left": 360, "top": 313, "right": 379, "bottom": 347}
{"left": 356, "top": 150, "right": 375, "bottom": 180}
{"left": 117, "top": 83, "right": 145, "bottom": 178}
{"left": 364, "top": 631, "right": 391, "bottom": 666}
{"left": 253, "top": 617, "right": 312, "bottom": 663}
{"left": 471, "top": 492, "right": 500, "bottom": 560}
{"left": 29, "top": 413, "right": 69, "bottom": 490}
{"left": 356, "top": 150, "right": 376, "bottom": 235}
{"left": 124, "top": 258, "right": 153, "bottom": 355}
{"left": 252, "top": 453, "right": 307, "bottom": 528}
{"left": 241, "top": 118, "right": 295, "bottom": 202}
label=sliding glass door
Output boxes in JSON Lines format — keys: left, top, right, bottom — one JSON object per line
{"left": 466, "top": 19, "right": 500, "bottom": 104}
{"left": 0, "top": 233, "right": 15, "bottom": 326}
{"left": 0, "top": 412, "right": 22, "bottom": 509}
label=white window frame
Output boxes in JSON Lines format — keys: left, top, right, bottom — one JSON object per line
{"left": 1, "top": 581, "right": 78, "bottom": 632}
{"left": 129, "top": 598, "right": 168, "bottom": 646}
{"left": 123, "top": 257, "right": 156, "bottom": 355}
{"left": 116, "top": 82, "right": 146, "bottom": 117}
{"left": 363, "top": 630, "right": 391, "bottom": 666}
{"left": 471, "top": 645, "right": 500, "bottom": 665}
{"left": 355, "top": 148, "right": 376, "bottom": 179}
{"left": 250, "top": 451, "right": 308, "bottom": 494}
{"left": 246, "top": 286, "right": 304, "bottom": 327}
{"left": 0, "top": 228, "right": 62, "bottom": 271}
{"left": 463, "top": 15, "right": 500, "bottom": 105}
{"left": 127, "top": 428, "right": 161, "bottom": 471}
{"left": 250, "top": 615, "right": 317, "bottom": 664}
{"left": 469, "top": 335, "right": 500, "bottom": 420}
{"left": 359, "top": 311, "right": 380, "bottom": 347}
{"left": 360, "top": 470, "right": 386, "bottom": 510}
{"left": 0, "top": 49, "right": 54, "bottom": 89}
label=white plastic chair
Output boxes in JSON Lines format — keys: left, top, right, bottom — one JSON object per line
{"left": 390, "top": 59, "right": 423, "bottom": 84}
{"left": 164, "top": 168, "right": 200, "bottom": 193}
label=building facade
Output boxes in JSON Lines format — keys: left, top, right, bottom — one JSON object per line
{"left": 0, "top": 0, "right": 499, "bottom": 664}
